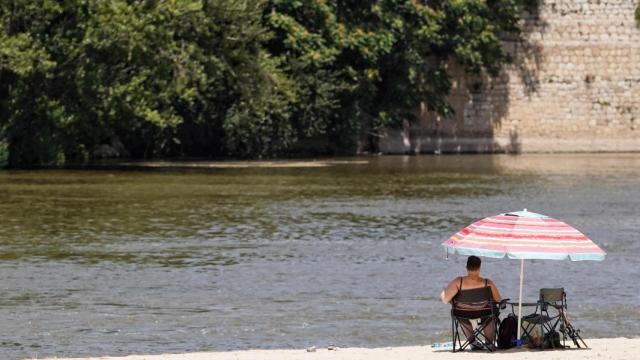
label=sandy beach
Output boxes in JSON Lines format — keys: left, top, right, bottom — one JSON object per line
{"left": 39, "top": 338, "right": 639, "bottom": 360}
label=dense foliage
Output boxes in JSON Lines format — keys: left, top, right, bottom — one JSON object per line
{"left": 0, "top": 0, "right": 530, "bottom": 167}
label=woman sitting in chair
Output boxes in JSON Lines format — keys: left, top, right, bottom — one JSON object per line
{"left": 441, "top": 256, "right": 502, "bottom": 349}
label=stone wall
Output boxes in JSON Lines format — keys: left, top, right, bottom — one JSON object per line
{"left": 379, "top": 0, "right": 640, "bottom": 153}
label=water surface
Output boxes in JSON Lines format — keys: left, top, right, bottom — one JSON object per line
{"left": 0, "top": 154, "right": 638, "bottom": 359}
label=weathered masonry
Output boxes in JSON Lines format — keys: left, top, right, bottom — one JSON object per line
{"left": 380, "top": 0, "right": 640, "bottom": 153}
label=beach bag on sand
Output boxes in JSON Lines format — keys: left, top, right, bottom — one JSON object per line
{"left": 542, "top": 329, "right": 562, "bottom": 349}
{"left": 497, "top": 314, "right": 518, "bottom": 349}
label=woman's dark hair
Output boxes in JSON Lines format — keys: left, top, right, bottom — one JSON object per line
{"left": 466, "top": 255, "right": 481, "bottom": 270}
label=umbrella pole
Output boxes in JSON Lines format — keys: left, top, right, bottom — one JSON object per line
{"left": 517, "top": 258, "right": 524, "bottom": 342}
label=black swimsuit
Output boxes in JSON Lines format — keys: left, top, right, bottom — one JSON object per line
{"left": 458, "top": 276, "right": 488, "bottom": 291}
{"left": 461, "top": 277, "right": 488, "bottom": 289}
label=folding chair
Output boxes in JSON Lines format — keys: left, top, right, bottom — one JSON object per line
{"left": 521, "top": 288, "right": 588, "bottom": 349}
{"left": 451, "top": 286, "right": 500, "bottom": 352}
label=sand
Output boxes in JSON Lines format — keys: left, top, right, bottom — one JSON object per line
{"left": 38, "top": 338, "right": 640, "bottom": 360}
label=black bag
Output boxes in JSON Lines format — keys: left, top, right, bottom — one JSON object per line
{"left": 498, "top": 314, "right": 518, "bottom": 349}
{"left": 543, "top": 329, "right": 562, "bottom": 349}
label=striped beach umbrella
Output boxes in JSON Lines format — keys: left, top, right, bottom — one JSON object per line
{"left": 442, "top": 209, "right": 606, "bottom": 341}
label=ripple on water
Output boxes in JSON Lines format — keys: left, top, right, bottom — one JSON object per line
{"left": 0, "top": 154, "right": 638, "bottom": 358}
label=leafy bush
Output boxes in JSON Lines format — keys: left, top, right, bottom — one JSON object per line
{"left": 0, "top": 0, "right": 532, "bottom": 166}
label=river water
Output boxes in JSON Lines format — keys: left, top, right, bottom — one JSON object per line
{"left": 0, "top": 154, "right": 638, "bottom": 359}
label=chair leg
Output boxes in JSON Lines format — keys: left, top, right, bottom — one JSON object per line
{"left": 452, "top": 316, "right": 498, "bottom": 352}
{"left": 452, "top": 317, "right": 465, "bottom": 352}
{"left": 520, "top": 321, "right": 536, "bottom": 345}
{"left": 452, "top": 318, "right": 457, "bottom": 352}
{"left": 455, "top": 318, "right": 474, "bottom": 351}
{"left": 474, "top": 319, "right": 496, "bottom": 351}
{"left": 470, "top": 318, "right": 495, "bottom": 351}
{"left": 560, "top": 315, "right": 567, "bottom": 348}
{"left": 546, "top": 314, "right": 565, "bottom": 349}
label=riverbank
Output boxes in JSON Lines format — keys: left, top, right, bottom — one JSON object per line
{"left": 39, "top": 338, "right": 640, "bottom": 360}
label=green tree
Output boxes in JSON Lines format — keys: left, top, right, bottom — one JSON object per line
{"left": 265, "top": 0, "right": 526, "bottom": 151}
{"left": 0, "top": 0, "right": 295, "bottom": 167}
{"left": 0, "top": 0, "right": 533, "bottom": 166}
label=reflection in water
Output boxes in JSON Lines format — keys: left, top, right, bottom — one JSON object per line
{"left": 0, "top": 154, "right": 639, "bottom": 358}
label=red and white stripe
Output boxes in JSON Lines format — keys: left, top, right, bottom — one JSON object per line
{"left": 443, "top": 214, "right": 606, "bottom": 260}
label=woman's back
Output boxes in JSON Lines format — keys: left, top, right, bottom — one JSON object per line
{"left": 460, "top": 276, "right": 489, "bottom": 291}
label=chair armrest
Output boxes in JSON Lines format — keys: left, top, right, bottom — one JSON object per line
{"left": 506, "top": 301, "right": 540, "bottom": 307}
{"left": 498, "top": 298, "right": 510, "bottom": 310}
{"left": 488, "top": 298, "right": 510, "bottom": 310}
{"left": 505, "top": 301, "right": 542, "bottom": 315}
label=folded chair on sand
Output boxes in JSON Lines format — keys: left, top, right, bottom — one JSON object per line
{"left": 451, "top": 284, "right": 501, "bottom": 352}
{"left": 521, "top": 288, "right": 588, "bottom": 349}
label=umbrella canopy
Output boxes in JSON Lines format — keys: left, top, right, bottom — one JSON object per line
{"left": 441, "top": 209, "right": 606, "bottom": 343}
{"left": 442, "top": 209, "right": 605, "bottom": 261}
